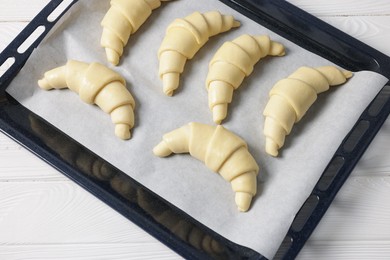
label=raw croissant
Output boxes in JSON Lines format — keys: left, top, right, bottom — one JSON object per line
{"left": 101, "top": 0, "right": 172, "bottom": 65}
{"left": 206, "top": 34, "right": 285, "bottom": 124}
{"left": 153, "top": 122, "right": 259, "bottom": 212}
{"left": 263, "top": 66, "right": 353, "bottom": 156}
{"left": 38, "top": 60, "right": 135, "bottom": 140}
{"left": 158, "top": 11, "right": 240, "bottom": 96}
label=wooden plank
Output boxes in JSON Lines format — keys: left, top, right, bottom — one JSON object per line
{"left": 0, "top": 133, "right": 65, "bottom": 180}
{"left": 0, "top": 23, "right": 27, "bottom": 53}
{"left": 1, "top": 241, "right": 389, "bottom": 260}
{"left": 319, "top": 16, "right": 390, "bottom": 56}
{"left": 299, "top": 241, "right": 390, "bottom": 259}
{"left": 0, "top": 243, "right": 180, "bottom": 260}
{"left": 308, "top": 176, "right": 390, "bottom": 241}
{"left": 0, "top": 1, "right": 50, "bottom": 22}
{"left": 0, "top": 182, "right": 151, "bottom": 243}
{"left": 287, "top": 0, "right": 390, "bottom": 16}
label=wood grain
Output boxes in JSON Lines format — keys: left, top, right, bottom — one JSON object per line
{"left": 0, "top": 134, "right": 64, "bottom": 180}
{"left": 0, "top": 23, "right": 27, "bottom": 55}
{"left": 310, "top": 177, "right": 390, "bottom": 241}
{"left": 0, "top": 182, "right": 155, "bottom": 244}
{"left": 0, "top": 0, "right": 50, "bottom": 22}
{"left": 288, "top": 0, "right": 390, "bottom": 16}
{"left": 319, "top": 16, "right": 390, "bottom": 55}
{"left": 0, "top": 243, "right": 179, "bottom": 260}
{"left": 299, "top": 241, "right": 390, "bottom": 259}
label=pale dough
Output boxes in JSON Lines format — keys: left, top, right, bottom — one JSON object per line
{"left": 101, "top": 0, "right": 173, "bottom": 65}
{"left": 263, "top": 66, "right": 353, "bottom": 156}
{"left": 153, "top": 122, "right": 259, "bottom": 212}
{"left": 38, "top": 60, "right": 136, "bottom": 140}
{"left": 158, "top": 11, "right": 240, "bottom": 96}
{"left": 206, "top": 34, "right": 285, "bottom": 124}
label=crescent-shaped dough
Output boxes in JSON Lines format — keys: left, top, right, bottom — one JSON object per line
{"left": 206, "top": 34, "right": 285, "bottom": 124}
{"left": 101, "top": 0, "right": 173, "bottom": 65}
{"left": 158, "top": 11, "right": 240, "bottom": 96}
{"left": 263, "top": 66, "right": 353, "bottom": 156}
{"left": 153, "top": 122, "right": 259, "bottom": 212}
{"left": 38, "top": 60, "right": 135, "bottom": 140}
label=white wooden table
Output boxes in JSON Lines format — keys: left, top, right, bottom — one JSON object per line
{"left": 1, "top": 1, "right": 390, "bottom": 259}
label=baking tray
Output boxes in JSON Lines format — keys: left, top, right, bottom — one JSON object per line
{"left": 1, "top": 0, "right": 390, "bottom": 259}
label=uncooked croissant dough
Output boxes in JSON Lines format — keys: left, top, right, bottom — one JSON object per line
{"left": 153, "top": 122, "right": 259, "bottom": 212}
{"left": 38, "top": 60, "right": 135, "bottom": 140}
{"left": 263, "top": 66, "right": 353, "bottom": 156}
{"left": 158, "top": 11, "right": 240, "bottom": 96}
{"left": 101, "top": 0, "right": 172, "bottom": 65}
{"left": 206, "top": 34, "right": 285, "bottom": 124}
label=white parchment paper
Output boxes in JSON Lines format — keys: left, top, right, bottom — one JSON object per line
{"left": 6, "top": 0, "right": 388, "bottom": 258}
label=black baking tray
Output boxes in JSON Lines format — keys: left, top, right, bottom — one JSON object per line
{"left": 1, "top": 0, "right": 390, "bottom": 259}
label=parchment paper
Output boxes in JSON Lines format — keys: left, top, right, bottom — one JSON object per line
{"left": 6, "top": 0, "right": 388, "bottom": 258}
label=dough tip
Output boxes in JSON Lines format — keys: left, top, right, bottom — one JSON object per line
{"left": 233, "top": 20, "right": 241, "bottom": 28}
{"left": 235, "top": 192, "right": 253, "bottom": 212}
{"left": 105, "top": 48, "right": 120, "bottom": 66}
{"left": 343, "top": 70, "right": 353, "bottom": 79}
{"left": 212, "top": 104, "right": 228, "bottom": 125}
{"left": 162, "top": 72, "right": 180, "bottom": 96}
{"left": 265, "top": 138, "right": 279, "bottom": 157}
{"left": 269, "top": 41, "right": 286, "bottom": 57}
{"left": 164, "top": 90, "right": 173, "bottom": 97}
{"left": 115, "top": 124, "right": 131, "bottom": 140}
{"left": 153, "top": 141, "right": 172, "bottom": 157}
{"left": 38, "top": 78, "right": 51, "bottom": 90}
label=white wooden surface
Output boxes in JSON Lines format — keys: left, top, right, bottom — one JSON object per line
{"left": 1, "top": 1, "right": 390, "bottom": 259}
